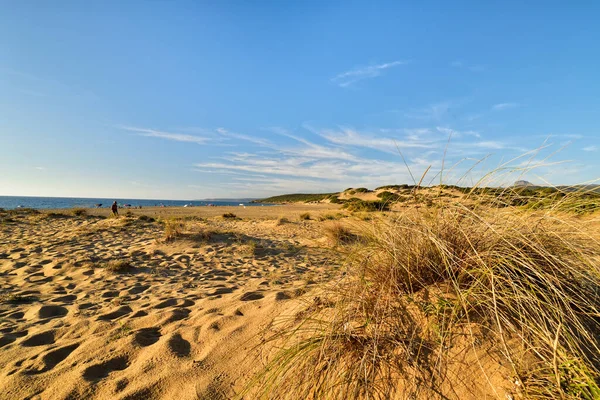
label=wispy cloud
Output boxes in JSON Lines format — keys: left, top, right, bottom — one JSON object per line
{"left": 120, "top": 126, "right": 210, "bottom": 144}
{"left": 315, "top": 127, "right": 438, "bottom": 154}
{"left": 331, "top": 60, "right": 408, "bottom": 87}
{"left": 436, "top": 126, "right": 481, "bottom": 138}
{"left": 34, "top": 166, "right": 46, "bottom": 170}
{"left": 215, "top": 127, "right": 272, "bottom": 147}
{"left": 583, "top": 145, "right": 598, "bottom": 152}
{"left": 492, "top": 102, "right": 519, "bottom": 111}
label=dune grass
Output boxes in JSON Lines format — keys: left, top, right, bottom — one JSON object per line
{"left": 163, "top": 218, "right": 186, "bottom": 242}
{"left": 247, "top": 195, "right": 600, "bottom": 399}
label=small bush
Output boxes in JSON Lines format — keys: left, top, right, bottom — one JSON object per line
{"left": 376, "top": 191, "right": 402, "bottom": 203}
{"left": 319, "top": 213, "right": 339, "bottom": 221}
{"left": 299, "top": 213, "right": 311, "bottom": 220}
{"left": 276, "top": 216, "right": 290, "bottom": 225}
{"left": 342, "top": 199, "right": 389, "bottom": 212}
{"left": 138, "top": 215, "right": 155, "bottom": 223}
{"left": 72, "top": 208, "right": 87, "bottom": 216}
{"left": 163, "top": 219, "right": 186, "bottom": 241}
{"left": 237, "top": 240, "right": 258, "bottom": 257}
{"left": 222, "top": 212, "right": 238, "bottom": 219}
{"left": 105, "top": 260, "right": 132, "bottom": 273}
{"left": 125, "top": 210, "right": 134, "bottom": 218}
{"left": 324, "top": 223, "right": 357, "bottom": 246}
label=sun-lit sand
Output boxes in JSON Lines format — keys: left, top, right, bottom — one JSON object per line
{"left": 0, "top": 204, "right": 343, "bottom": 399}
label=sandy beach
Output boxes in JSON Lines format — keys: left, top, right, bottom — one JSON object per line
{"left": 0, "top": 205, "right": 344, "bottom": 399}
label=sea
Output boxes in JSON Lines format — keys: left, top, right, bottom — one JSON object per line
{"left": 0, "top": 196, "right": 269, "bottom": 210}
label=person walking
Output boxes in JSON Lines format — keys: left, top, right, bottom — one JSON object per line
{"left": 111, "top": 201, "right": 119, "bottom": 216}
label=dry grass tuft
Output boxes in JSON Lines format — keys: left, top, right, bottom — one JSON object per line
{"left": 299, "top": 212, "right": 311, "bottom": 220}
{"left": 163, "top": 219, "right": 186, "bottom": 242}
{"left": 251, "top": 202, "right": 600, "bottom": 399}
{"left": 72, "top": 208, "right": 87, "bottom": 216}
{"left": 105, "top": 260, "right": 133, "bottom": 273}
{"left": 324, "top": 223, "right": 358, "bottom": 246}
{"left": 222, "top": 212, "right": 238, "bottom": 219}
{"left": 276, "top": 216, "right": 290, "bottom": 225}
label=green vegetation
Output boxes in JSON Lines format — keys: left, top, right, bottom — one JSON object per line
{"left": 342, "top": 198, "right": 389, "bottom": 212}
{"left": 255, "top": 193, "right": 336, "bottom": 203}
{"left": 376, "top": 191, "right": 403, "bottom": 203}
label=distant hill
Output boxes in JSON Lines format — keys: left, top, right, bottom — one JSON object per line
{"left": 513, "top": 180, "right": 535, "bottom": 187}
{"left": 197, "top": 198, "right": 259, "bottom": 202}
{"left": 253, "top": 184, "right": 600, "bottom": 204}
{"left": 252, "top": 193, "right": 336, "bottom": 204}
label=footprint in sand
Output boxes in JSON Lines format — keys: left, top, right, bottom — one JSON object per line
{"left": 30, "top": 305, "right": 68, "bottom": 320}
{"left": 128, "top": 285, "right": 149, "bottom": 295}
{"left": 97, "top": 306, "right": 132, "bottom": 321}
{"left": 21, "top": 330, "right": 55, "bottom": 347}
{"left": 82, "top": 355, "right": 129, "bottom": 381}
{"left": 154, "top": 298, "right": 195, "bottom": 309}
{"left": 208, "top": 287, "right": 237, "bottom": 296}
{"left": 25, "top": 343, "right": 80, "bottom": 374}
{"left": 275, "top": 291, "right": 292, "bottom": 301}
{"left": 167, "top": 333, "right": 190, "bottom": 357}
{"left": 101, "top": 290, "right": 120, "bottom": 298}
{"left": 51, "top": 294, "right": 77, "bottom": 303}
{"left": 133, "top": 327, "right": 161, "bottom": 347}
{"left": 165, "top": 308, "right": 191, "bottom": 323}
{"left": 240, "top": 291, "right": 264, "bottom": 301}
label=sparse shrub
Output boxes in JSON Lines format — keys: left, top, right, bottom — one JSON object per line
{"left": 222, "top": 212, "right": 238, "bottom": 219}
{"left": 72, "top": 208, "right": 87, "bottom": 216}
{"left": 138, "top": 215, "right": 155, "bottom": 223}
{"left": 276, "top": 216, "right": 290, "bottom": 225}
{"left": 376, "top": 191, "right": 401, "bottom": 203}
{"left": 324, "top": 223, "right": 357, "bottom": 246}
{"left": 125, "top": 210, "right": 134, "bottom": 218}
{"left": 328, "top": 196, "right": 343, "bottom": 204}
{"left": 299, "top": 213, "right": 311, "bottom": 220}
{"left": 319, "top": 213, "right": 339, "bottom": 221}
{"left": 342, "top": 199, "right": 389, "bottom": 212}
{"left": 255, "top": 204, "right": 600, "bottom": 399}
{"left": 163, "top": 219, "right": 186, "bottom": 241}
{"left": 105, "top": 260, "right": 132, "bottom": 273}
{"left": 237, "top": 240, "right": 258, "bottom": 257}
{"left": 354, "top": 187, "right": 371, "bottom": 193}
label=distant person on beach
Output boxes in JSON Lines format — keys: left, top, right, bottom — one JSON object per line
{"left": 111, "top": 201, "right": 118, "bottom": 216}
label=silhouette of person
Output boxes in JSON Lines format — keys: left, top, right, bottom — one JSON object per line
{"left": 111, "top": 201, "right": 119, "bottom": 216}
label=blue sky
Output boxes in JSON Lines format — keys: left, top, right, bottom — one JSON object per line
{"left": 1, "top": 1, "right": 599, "bottom": 199}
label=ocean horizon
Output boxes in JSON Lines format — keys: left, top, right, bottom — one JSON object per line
{"left": 0, "top": 195, "right": 271, "bottom": 210}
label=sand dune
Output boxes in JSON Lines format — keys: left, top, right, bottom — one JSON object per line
{"left": 0, "top": 207, "right": 342, "bottom": 399}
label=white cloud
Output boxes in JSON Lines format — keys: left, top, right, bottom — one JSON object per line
{"left": 215, "top": 127, "right": 272, "bottom": 147}
{"left": 34, "top": 166, "right": 46, "bottom": 170}
{"left": 331, "top": 60, "right": 408, "bottom": 87}
{"left": 121, "top": 126, "right": 209, "bottom": 144}
{"left": 492, "top": 102, "right": 519, "bottom": 111}
{"left": 583, "top": 145, "right": 598, "bottom": 152}
{"left": 436, "top": 126, "right": 481, "bottom": 138}
{"left": 316, "top": 127, "right": 437, "bottom": 154}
